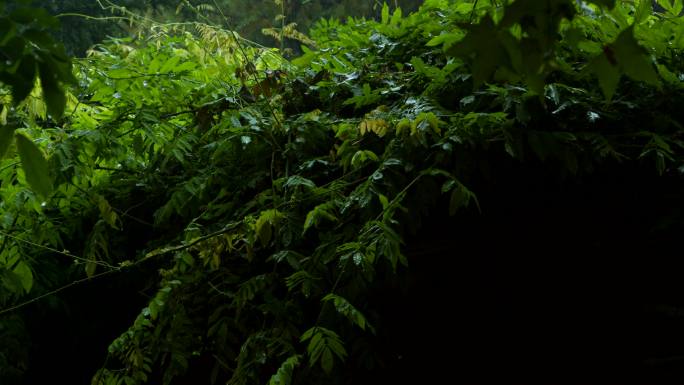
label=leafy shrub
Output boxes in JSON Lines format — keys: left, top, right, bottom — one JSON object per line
{"left": 2, "top": 0, "right": 684, "bottom": 384}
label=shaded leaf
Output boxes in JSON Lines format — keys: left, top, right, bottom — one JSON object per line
{"left": 322, "top": 293, "right": 370, "bottom": 331}
{"left": 13, "top": 261, "right": 33, "bottom": 293}
{"left": 0, "top": 125, "right": 15, "bottom": 159}
{"left": 15, "top": 133, "right": 52, "bottom": 197}
{"left": 39, "top": 61, "right": 66, "bottom": 119}
{"left": 589, "top": 0, "right": 616, "bottom": 7}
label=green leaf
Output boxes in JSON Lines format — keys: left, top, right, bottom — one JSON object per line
{"left": 0, "top": 125, "right": 15, "bottom": 159}
{"left": 449, "top": 183, "right": 479, "bottom": 214}
{"left": 268, "top": 355, "right": 301, "bottom": 385}
{"left": 174, "top": 61, "right": 197, "bottom": 73}
{"left": 300, "top": 326, "right": 347, "bottom": 373}
{"left": 350, "top": 150, "right": 367, "bottom": 169}
{"left": 85, "top": 220, "right": 109, "bottom": 278}
{"left": 590, "top": 26, "right": 660, "bottom": 100}
{"left": 656, "top": 0, "right": 674, "bottom": 12}
{"left": 148, "top": 55, "right": 163, "bottom": 73}
{"left": 302, "top": 203, "right": 337, "bottom": 234}
{"left": 283, "top": 175, "right": 316, "bottom": 190}
{"left": 13, "top": 261, "right": 33, "bottom": 293}
{"left": 635, "top": 0, "right": 653, "bottom": 23}
{"left": 381, "top": 3, "right": 390, "bottom": 24}
{"left": 96, "top": 194, "right": 121, "bottom": 230}
{"left": 160, "top": 55, "right": 181, "bottom": 73}
{"left": 15, "top": 133, "right": 52, "bottom": 197}
{"left": 449, "top": 17, "right": 506, "bottom": 89}
{"left": 674, "top": 0, "right": 684, "bottom": 15}
{"left": 85, "top": 258, "right": 97, "bottom": 278}
{"left": 378, "top": 193, "right": 389, "bottom": 210}
{"left": 0, "top": 269, "right": 23, "bottom": 294}
{"left": 589, "top": 54, "right": 620, "bottom": 101}
{"left": 449, "top": 186, "right": 468, "bottom": 214}
{"left": 255, "top": 210, "right": 280, "bottom": 246}
{"left": 302, "top": 210, "right": 317, "bottom": 234}
{"left": 441, "top": 179, "right": 456, "bottom": 193}
{"left": 322, "top": 293, "right": 370, "bottom": 331}
{"left": 426, "top": 31, "right": 465, "bottom": 50}
{"left": 390, "top": 7, "right": 402, "bottom": 25}
{"left": 612, "top": 26, "right": 660, "bottom": 86}
{"left": 39, "top": 61, "right": 67, "bottom": 119}
{"left": 321, "top": 349, "right": 334, "bottom": 373}
{"left": 107, "top": 68, "right": 132, "bottom": 78}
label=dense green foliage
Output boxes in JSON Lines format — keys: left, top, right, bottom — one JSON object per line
{"left": 45, "top": 0, "right": 422, "bottom": 56}
{"left": 2, "top": 0, "right": 684, "bottom": 383}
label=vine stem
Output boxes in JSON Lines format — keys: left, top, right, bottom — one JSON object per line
{"left": 470, "top": 0, "right": 480, "bottom": 23}
{"left": 0, "top": 215, "right": 235, "bottom": 316}
{"left": 0, "top": 269, "right": 119, "bottom": 316}
{"left": 0, "top": 229, "right": 120, "bottom": 270}
{"left": 139, "top": 221, "right": 242, "bottom": 259}
{"left": 281, "top": 0, "right": 286, "bottom": 53}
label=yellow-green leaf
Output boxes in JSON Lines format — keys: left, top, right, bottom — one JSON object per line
{"left": 85, "top": 259, "right": 97, "bottom": 278}
{"left": 390, "top": 7, "right": 402, "bottom": 26}
{"left": 96, "top": 194, "right": 121, "bottom": 230}
{"left": 0, "top": 105, "right": 7, "bottom": 125}
{"left": 381, "top": 2, "right": 390, "bottom": 24}
{"left": 256, "top": 215, "right": 273, "bottom": 246}
{"left": 160, "top": 56, "right": 181, "bottom": 73}
{"left": 255, "top": 209, "right": 283, "bottom": 246}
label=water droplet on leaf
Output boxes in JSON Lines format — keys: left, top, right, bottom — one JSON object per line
{"left": 587, "top": 111, "right": 600, "bottom": 122}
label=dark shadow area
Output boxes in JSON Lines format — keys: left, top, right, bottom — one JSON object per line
{"left": 374, "top": 157, "right": 684, "bottom": 384}
{"left": 19, "top": 267, "right": 151, "bottom": 385}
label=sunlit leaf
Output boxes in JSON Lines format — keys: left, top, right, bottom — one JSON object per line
{"left": 612, "top": 26, "right": 660, "bottom": 86}
{"left": 589, "top": 53, "right": 621, "bottom": 101}
{"left": 635, "top": 0, "right": 653, "bottom": 22}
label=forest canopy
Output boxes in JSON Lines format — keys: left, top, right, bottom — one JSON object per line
{"left": 2, "top": 0, "right": 684, "bottom": 384}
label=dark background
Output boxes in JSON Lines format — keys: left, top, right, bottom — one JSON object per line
{"left": 378, "top": 155, "right": 684, "bottom": 383}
